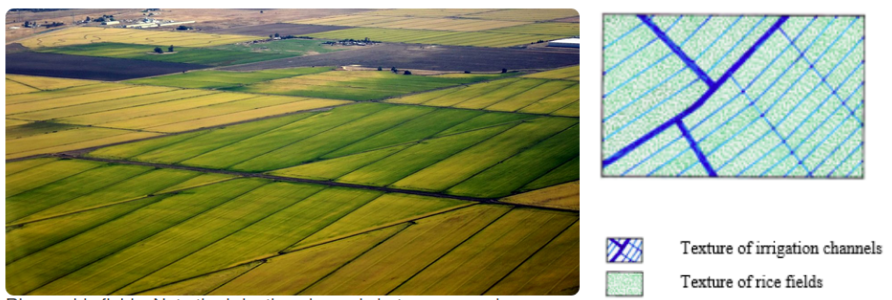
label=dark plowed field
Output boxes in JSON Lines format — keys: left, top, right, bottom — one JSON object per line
{"left": 220, "top": 43, "right": 579, "bottom": 72}
{"left": 6, "top": 51, "right": 209, "bottom": 81}
{"left": 201, "top": 23, "right": 351, "bottom": 36}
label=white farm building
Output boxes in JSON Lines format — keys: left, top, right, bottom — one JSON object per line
{"left": 548, "top": 38, "right": 580, "bottom": 48}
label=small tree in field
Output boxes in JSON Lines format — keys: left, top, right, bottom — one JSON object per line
{"left": 377, "top": 66, "right": 383, "bottom": 71}
{"left": 154, "top": 47, "right": 163, "bottom": 54}
{"left": 168, "top": 45, "right": 174, "bottom": 52}
{"left": 502, "top": 68, "right": 507, "bottom": 73}
{"left": 403, "top": 70, "right": 412, "bottom": 75}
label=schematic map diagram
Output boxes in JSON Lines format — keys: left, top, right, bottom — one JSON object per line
{"left": 602, "top": 15, "right": 864, "bottom": 178}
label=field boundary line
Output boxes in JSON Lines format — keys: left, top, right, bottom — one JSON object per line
{"left": 310, "top": 107, "right": 441, "bottom": 160}
{"left": 4, "top": 160, "right": 105, "bottom": 199}
{"left": 159, "top": 110, "right": 329, "bottom": 165}
{"left": 450, "top": 78, "right": 547, "bottom": 109}
{"left": 126, "top": 259, "right": 265, "bottom": 296}
{"left": 140, "top": 98, "right": 348, "bottom": 133}
{"left": 384, "top": 101, "right": 579, "bottom": 119}
{"left": 8, "top": 166, "right": 157, "bottom": 224}
{"left": 4, "top": 103, "right": 356, "bottom": 163}
{"left": 219, "top": 104, "right": 407, "bottom": 170}
{"left": 419, "top": 78, "right": 520, "bottom": 105}
{"left": 482, "top": 79, "right": 570, "bottom": 112}
{"left": 6, "top": 130, "right": 152, "bottom": 158}
{"left": 7, "top": 84, "right": 134, "bottom": 105}
{"left": 4, "top": 195, "right": 170, "bottom": 266}
{"left": 385, "top": 206, "right": 515, "bottom": 295}
{"left": 37, "top": 90, "right": 225, "bottom": 121}
{"left": 547, "top": 99, "right": 580, "bottom": 116}
{"left": 17, "top": 180, "right": 270, "bottom": 295}
{"left": 7, "top": 176, "right": 239, "bottom": 227}
{"left": 282, "top": 202, "right": 477, "bottom": 254}
{"left": 381, "top": 121, "right": 523, "bottom": 190}
{"left": 481, "top": 218, "right": 579, "bottom": 294}
{"left": 89, "top": 94, "right": 265, "bottom": 127}
{"left": 425, "top": 119, "right": 578, "bottom": 197}
{"left": 3, "top": 156, "right": 56, "bottom": 177}
{"left": 513, "top": 81, "right": 578, "bottom": 114}
{"left": 8, "top": 87, "right": 178, "bottom": 115}
{"left": 108, "top": 185, "right": 331, "bottom": 295}
{"left": 207, "top": 103, "right": 390, "bottom": 170}
{"left": 377, "top": 71, "right": 527, "bottom": 103}
{"left": 443, "top": 123, "right": 580, "bottom": 198}
{"left": 5, "top": 77, "right": 43, "bottom": 91}
{"left": 293, "top": 223, "right": 412, "bottom": 295}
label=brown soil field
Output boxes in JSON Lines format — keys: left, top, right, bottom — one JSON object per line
{"left": 6, "top": 51, "right": 209, "bottom": 81}
{"left": 201, "top": 23, "right": 351, "bottom": 36}
{"left": 221, "top": 43, "right": 579, "bottom": 72}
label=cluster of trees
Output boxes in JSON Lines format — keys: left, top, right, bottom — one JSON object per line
{"left": 92, "top": 14, "right": 115, "bottom": 22}
{"left": 176, "top": 25, "right": 193, "bottom": 31}
{"left": 153, "top": 45, "right": 175, "bottom": 54}
{"left": 21, "top": 21, "right": 64, "bottom": 28}
{"left": 267, "top": 33, "right": 304, "bottom": 40}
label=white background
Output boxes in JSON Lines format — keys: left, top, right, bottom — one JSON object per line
{"left": 2, "top": 0, "right": 889, "bottom": 299}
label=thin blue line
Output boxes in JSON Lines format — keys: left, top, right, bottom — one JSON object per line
{"left": 604, "top": 79, "right": 699, "bottom": 141}
{"left": 844, "top": 160, "right": 863, "bottom": 177}
{"left": 778, "top": 19, "right": 863, "bottom": 123}
{"left": 622, "top": 135, "right": 684, "bottom": 175}
{"left": 788, "top": 63, "right": 863, "bottom": 171}
{"left": 605, "top": 39, "right": 659, "bottom": 74}
{"left": 605, "top": 16, "right": 726, "bottom": 122}
{"left": 603, "top": 16, "right": 684, "bottom": 98}
{"left": 736, "top": 137, "right": 786, "bottom": 176}
{"left": 603, "top": 16, "right": 789, "bottom": 167}
{"left": 650, "top": 19, "right": 813, "bottom": 175}
{"left": 807, "top": 125, "right": 861, "bottom": 176}
{"left": 715, "top": 77, "right": 800, "bottom": 172}
{"left": 827, "top": 142, "right": 862, "bottom": 177}
{"left": 639, "top": 14, "right": 715, "bottom": 86}
{"left": 705, "top": 16, "right": 767, "bottom": 76}
{"left": 695, "top": 16, "right": 743, "bottom": 63}
{"left": 605, "top": 21, "right": 645, "bottom": 49}
{"left": 678, "top": 120, "right": 718, "bottom": 176}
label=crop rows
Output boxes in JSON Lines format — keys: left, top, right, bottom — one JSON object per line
{"left": 388, "top": 66, "right": 580, "bottom": 117}
{"left": 87, "top": 103, "right": 579, "bottom": 198}
{"left": 6, "top": 161, "right": 577, "bottom": 295}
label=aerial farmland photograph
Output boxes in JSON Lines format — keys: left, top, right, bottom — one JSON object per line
{"left": 4, "top": 8, "right": 580, "bottom": 296}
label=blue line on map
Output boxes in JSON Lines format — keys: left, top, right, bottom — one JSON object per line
{"left": 604, "top": 16, "right": 789, "bottom": 167}
{"left": 638, "top": 14, "right": 716, "bottom": 86}
{"left": 827, "top": 142, "right": 862, "bottom": 177}
{"left": 678, "top": 120, "right": 718, "bottom": 176}
{"left": 605, "top": 21, "right": 645, "bottom": 50}
{"left": 844, "top": 160, "right": 863, "bottom": 177}
{"left": 705, "top": 16, "right": 767, "bottom": 76}
{"left": 609, "top": 238, "right": 630, "bottom": 262}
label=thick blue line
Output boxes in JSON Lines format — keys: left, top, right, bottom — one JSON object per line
{"left": 638, "top": 14, "right": 715, "bottom": 86}
{"left": 603, "top": 16, "right": 684, "bottom": 98}
{"left": 705, "top": 16, "right": 767, "bottom": 75}
{"left": 604, "top": 16, "right": 789, "bottom": 167}
{"left": 604, "top": 79, "right": 699, "bottom": 141}
{"left": 610, "top": 239, "right": 630, "bottom": 262}
{"left": 678, "top": 120, "right": 718, "bottom": 176}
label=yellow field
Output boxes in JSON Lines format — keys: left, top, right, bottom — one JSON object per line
{"left": 6, "top": 75, "right": 95, "bottom": 90}
{"left": 18, "top": 27, "right": 260, "bottom": 49}
{"left": 7, "top": 86, "right": 177, "bottom": 115}
{"left": 147, "top": 98, "right": 349, "bottom": 133}
{"left": 523, "top": 65, "right": 580, "bottom": 80}
{"left": 462, "top": 9, "right": 579, "bottom": 22}
{"left": 60, "top": 92, "right": 256, "bottom": 125}
{"left": 5, "top": 119, "right": 31, "bottom": 128}
{"left": 6, "top": 83, "right": 128, "bottom": 105}
{"left": 500, "top": 181, "right": 579, "bottom": 210}
{"left": 485, "top": 221, "right": 579, "bottom": 295}
{"left": 6, "top": 79, "right": 39, "bottom": 95}
{"left": 292, "top": 15, "right": 529, "bottom": 32}
{"left": 7, "top": 128, "right": 160, "bottom": 159}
